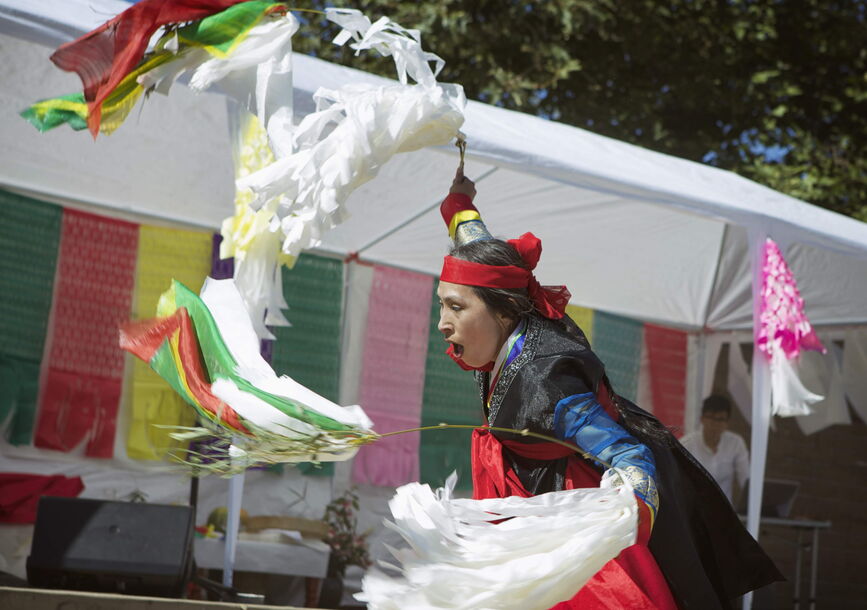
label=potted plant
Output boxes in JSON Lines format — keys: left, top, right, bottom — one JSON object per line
{"left": 319, "top": 488, "right": 371, "bottom": 607}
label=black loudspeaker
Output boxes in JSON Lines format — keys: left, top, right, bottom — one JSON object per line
{"left": 27, "top": 497, "right": 194, "bottom": 598}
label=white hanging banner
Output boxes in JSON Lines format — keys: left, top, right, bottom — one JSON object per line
{"left": 842, "top": 329, "right": 867, "bottom": 423}
{"left": 727, "top": 340, "right": 753, "bottom": 423}
{"left": 795, "top": 344, "right": 851, "bottom": 435}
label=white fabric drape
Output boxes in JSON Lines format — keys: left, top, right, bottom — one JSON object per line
{"left": 794, "top": 343, "right": 851, "bottom": 435}
{"left": 357, "top": 475, "right": 637, "bottom": 610}
{"left": 727, "top": 340, "right": 754, "bottom": 423}
{"left": 842, "top": 329, "right": 867, "bottom": 424}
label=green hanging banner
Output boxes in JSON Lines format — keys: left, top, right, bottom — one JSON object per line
{"left": 0, "top": 190, "right": 62, "bottom": 445}
{"left": 592, "top": 311, "right": 644, "bottom": 402}
{"left": 419, "top": 283, "right": 483, "bottom": 491}
{"left": 271, "top": 254, "right": 344, "bottom": 476}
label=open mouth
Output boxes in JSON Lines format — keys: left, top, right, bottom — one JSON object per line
{"left": 446, "top": 342, "right": 477, "bottom": 371}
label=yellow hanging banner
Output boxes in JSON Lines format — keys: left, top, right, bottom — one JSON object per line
{"left": 126, "top": 225, "right": 212, "bottom": 460}
{"left": 566, "top": 304, "right": 594, "bottom": 346}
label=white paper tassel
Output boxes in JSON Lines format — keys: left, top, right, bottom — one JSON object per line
{"left": 229, "top": 225, "right": 285, "bottom": 341}
{"left": 189, "top": 14, "right": 299, "bottom": 158}
{"left": 769, "top": 350, "right": 823, "bottom": 416}
{"left": 357, "top": 474, "right": 637, "bottom": 610}
{"left": 326, "top": 8, "right": 445, "bottom": 87}
{"left": 235, "top": 8, "right": 466, "bottom": 259}
{"left": 238, "top": 81, "right": 465, "bottom": 258}
{"left": 137, "top": 14, "right": 299, "bottom": 154}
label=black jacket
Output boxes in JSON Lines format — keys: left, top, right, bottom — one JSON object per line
{"left": 475, "top": 315, "right": 783, "bottom": 610}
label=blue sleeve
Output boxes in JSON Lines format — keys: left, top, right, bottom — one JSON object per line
{"left": 553, "top": 392, "right": 659, "bottom": 521}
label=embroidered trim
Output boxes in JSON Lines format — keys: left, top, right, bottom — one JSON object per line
{"left": 474, "top": 370, "right": 488, "bottom": 410}
{"left": 487, "top": 320, "right": 527, "bottom": 406}
{"left": 485, "top": 315, "right": 543, "bottom": 425}
{"left": 618, "top": 465, "right": 660, "bottom": 521}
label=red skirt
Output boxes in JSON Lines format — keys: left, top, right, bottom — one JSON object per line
{"left": 472, "top": 429, "right": 678, "bottom": 610}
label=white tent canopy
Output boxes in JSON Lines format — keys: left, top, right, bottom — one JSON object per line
{"left": 2, "top": 5, "right": 867, "bottom": 598}
{"left": 2, "top": 0, "right": 867, "bottom": 335}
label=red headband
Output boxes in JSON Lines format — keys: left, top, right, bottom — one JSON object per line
{"left": 439, "top": 232, "right": 570, "bottom": 320}
{"left": 440, "top": 258, "right": 530, "bottom": 289}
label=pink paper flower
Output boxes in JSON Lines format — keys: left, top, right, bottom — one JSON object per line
{"left": 757, "top": 238, "right": 825, "bottom": 361}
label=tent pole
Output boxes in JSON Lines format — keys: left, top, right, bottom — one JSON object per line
{"left": 223, "top": 470, "right": 246, "bottom": 587}
{"left": 743, "top": 228, "right": 772, "bottom": 610}
{"left": 685, "top": 330, "right": 707, "bottom": 434}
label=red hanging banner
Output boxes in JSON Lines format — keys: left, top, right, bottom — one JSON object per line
{"left": 0, "top": 473, "right": 84, "bottom": 524}
{"left": 34, "top": 209, "right": 138, "bottom": 457}
{"left": 644, "top": 324, "right": 688, "bottom": 433}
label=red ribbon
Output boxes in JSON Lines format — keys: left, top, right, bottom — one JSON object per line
{"left": 440, "top": 232, "right": 570, "bottom": 320}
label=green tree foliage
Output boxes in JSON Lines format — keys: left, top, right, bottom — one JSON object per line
{"left": 293, "top": 1, "right": 867, "bottom": 220}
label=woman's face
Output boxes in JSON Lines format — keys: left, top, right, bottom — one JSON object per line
{"left": 437, "top": 281, "right": 512, "bottom": 368}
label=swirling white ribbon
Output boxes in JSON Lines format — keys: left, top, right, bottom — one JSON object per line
{"left": 357, "top": 473, "right": 637, "bottom": 610}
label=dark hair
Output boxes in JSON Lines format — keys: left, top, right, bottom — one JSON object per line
{"left": 702, "top": 395, "right": 733, "bottom": 418}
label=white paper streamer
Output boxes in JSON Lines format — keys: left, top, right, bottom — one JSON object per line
{"left": 236, "top": 8, "right": 466, "bottom": 259}
{"left": 769, "top": 349, "right": 823, "bottom": 417}
{"left": 189, "top": 14, "right": 299, "bottom": 159}
{"left": 138, "top": 14, "right": 300, "bottom": 159}
{"left": 200, "top": 277, "right": 373, "bottom": 432}
{"left": 357, "top": 474, "right": 637, "bottom": 610}
{"left": 135, "top": 14, "right": 302, "bottom": 337}
{"left": 326, "top": 8, "right": 445, "bottom": 87}
{"left": 141, "top": 7, "right": 466, "bottom": 346}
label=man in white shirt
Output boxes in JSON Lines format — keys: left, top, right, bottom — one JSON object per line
{"left": 680, "top": 395, "right": 749, "bottom": 505}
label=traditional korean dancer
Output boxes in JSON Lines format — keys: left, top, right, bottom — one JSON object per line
{"left": 435, "top": 169, "right": 782, "bottom": 609}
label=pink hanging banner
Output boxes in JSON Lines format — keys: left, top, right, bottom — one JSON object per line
{"left": 352, "top": 266, "right": 433, "bottom": 486}
{"left": 35, "top": 209, "right": 138, "bottom": 457}
{"left": 644, "top": 323, "right": 687, "bottom": 432}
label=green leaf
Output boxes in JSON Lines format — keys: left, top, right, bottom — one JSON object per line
{"left": 751, "top": 70, "right": 779, "bottom": 85}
